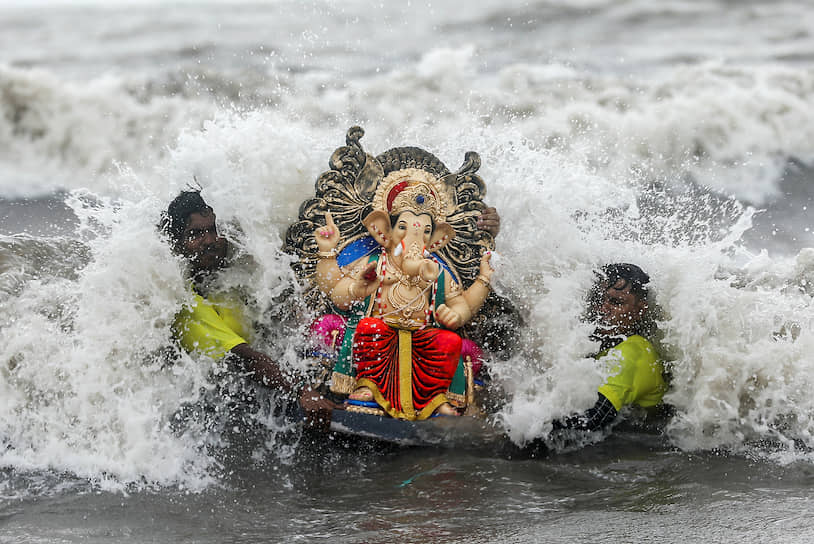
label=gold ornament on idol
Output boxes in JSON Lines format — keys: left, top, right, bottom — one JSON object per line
{"left": 383, "top": 257, "right": 431, "bottom": 326}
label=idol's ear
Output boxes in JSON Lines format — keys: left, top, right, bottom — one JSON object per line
{"left": 427, "top": 221, "right": 455, "bottom": 253}
{"left": 362, "top": 210, "right": 392, "bottom": 248}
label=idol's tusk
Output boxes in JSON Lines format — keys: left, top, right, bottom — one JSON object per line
{"left": 393, "top": 240, "right": 404, "bottom": 257}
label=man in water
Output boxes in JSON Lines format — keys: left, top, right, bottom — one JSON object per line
{"left": 161, "top": 190, "right": 339, "bottom": 427}
{"left": 551, "top": 263, "right": 667, "bottom": 435}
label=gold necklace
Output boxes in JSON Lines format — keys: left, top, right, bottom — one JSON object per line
{"left": 383, "top": 256, "right": 429, "bottom": 321}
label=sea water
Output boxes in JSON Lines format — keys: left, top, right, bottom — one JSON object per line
{"left": 2, "top": 1, "right": 814, "bottom": 542}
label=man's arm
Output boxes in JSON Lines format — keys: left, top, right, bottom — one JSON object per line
{"left": 229, "top": 343, "right": 341, "bottom": 428}
{"left": 551, "top": 393, "right": 618, "bottom": 432}
{"left": 230, "top": 343, "right": 294, "bottom": 391}
{"left": 511, "top": 394, "right": 618, "bottom": 459}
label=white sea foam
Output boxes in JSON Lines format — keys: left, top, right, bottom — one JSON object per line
{"left": 0, "top": 64, "right": 215, "bottom": 198}
{"left": 3, "top": 51, "right": 814, "bottom": 207}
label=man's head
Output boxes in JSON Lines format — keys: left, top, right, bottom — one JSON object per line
{"left": 161, "top": 190, "right": 228, "bottom": 277}
{"left": 588, "top": 263, "right": 651, "bottom": 338}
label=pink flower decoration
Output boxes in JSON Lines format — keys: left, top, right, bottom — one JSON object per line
{"left": 309, "top": 314, "right": 347, "bottom": 352}
{"left": 461, "top": 339, "right": 485, "bottom": 375}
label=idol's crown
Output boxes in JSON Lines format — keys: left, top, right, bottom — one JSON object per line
{"left": 374, "top": 168, "right": 451, "bottom": 221}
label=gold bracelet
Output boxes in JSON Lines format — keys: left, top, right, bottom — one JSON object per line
{"left": 317, "top": 249, "right": 337, "bottom": 258}
{"left": 476, "top": 274, "right": 491, "bottom": 288}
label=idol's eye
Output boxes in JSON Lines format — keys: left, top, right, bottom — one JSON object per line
{"left": 424, "top": 226, "right": 432, "bottom": 235}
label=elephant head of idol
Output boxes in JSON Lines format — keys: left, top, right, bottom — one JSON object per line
{"left": 362, "top": 168, "right": 456, "bottom": 283}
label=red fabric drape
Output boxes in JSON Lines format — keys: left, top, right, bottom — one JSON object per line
{"left": 353, "top": 317, "right": 461, "bottom": 416}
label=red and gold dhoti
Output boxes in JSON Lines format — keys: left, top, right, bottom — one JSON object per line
{"left": 352, "top": 317, "right": 462, "bottom": 420}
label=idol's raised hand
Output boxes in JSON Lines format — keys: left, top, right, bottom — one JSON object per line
{"left": 478, "top": 251, "right": 495, "bottom": 281}
{"left": 314, "top": 210, "right": 340, "bottom": 253}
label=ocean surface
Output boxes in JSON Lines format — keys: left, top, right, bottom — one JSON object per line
{"left": 2, "top": 1, "right": 814, "bottom": 542}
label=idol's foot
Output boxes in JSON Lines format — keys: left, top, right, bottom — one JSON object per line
{"left": 434, "top": 403, "right": 461, "bottom": 417}
{"left": 349, "top": 387, "right": 374, "bottom": 402}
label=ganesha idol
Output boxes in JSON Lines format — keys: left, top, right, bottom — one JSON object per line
{"left": 284, "top": 127, "right": 498, "bottom": 421}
